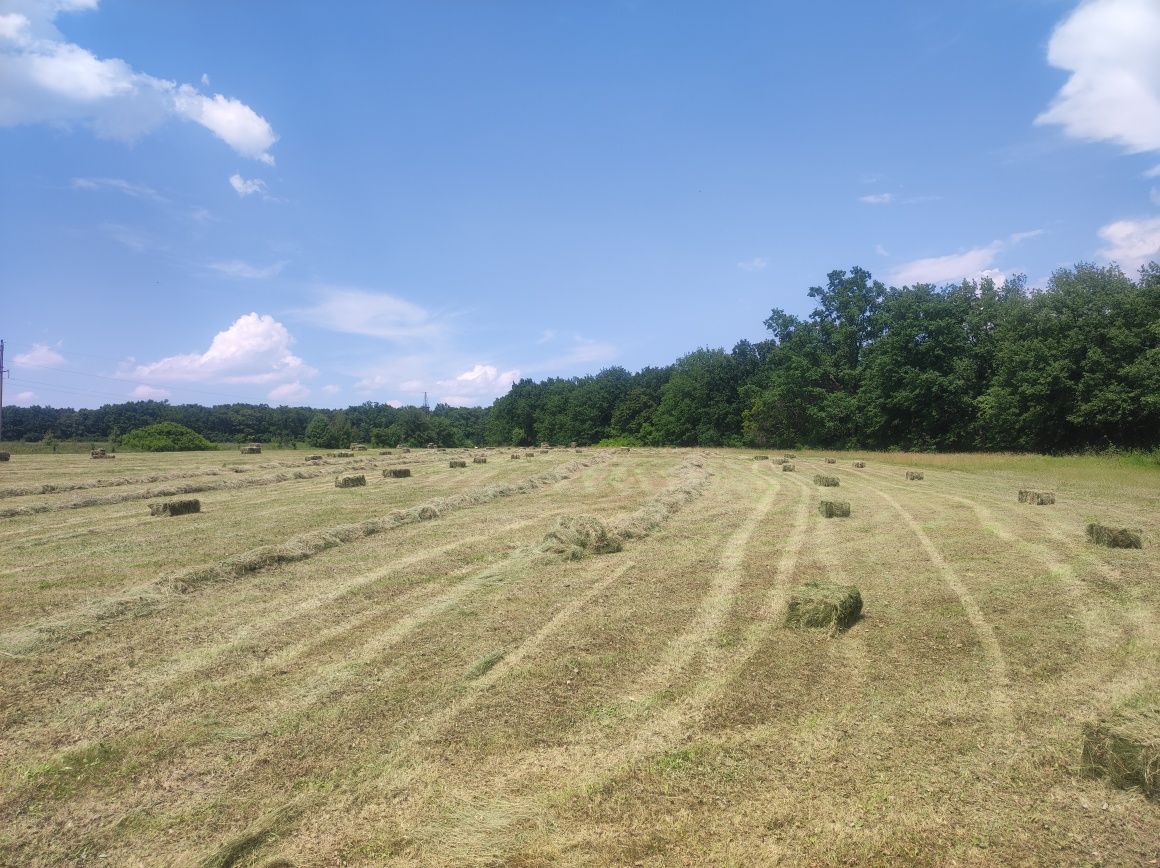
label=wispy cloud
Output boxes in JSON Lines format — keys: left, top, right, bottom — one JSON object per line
{"left": 1147, "top": 164, "right": 1160, "bottom": 178}
{"left": 229, "top": 173, "right": 267, "bottom": 197}
{"left": 298, "top": 288, "right": 444, "bottom": 341}
{"left": 268, "top": 381, "right": 310, "bottom": 403}
{"left": 859, "top": 193, "right": 894, "bottom": 205}
{"left": 208, "top": 259, "right": 287, "bottom": 280}
{"left": 889, "top": 241, "right": 1004, "bottom": 286}
{"left": 1097, "top": 216, "right": 1160, "bottom": 274}
{"left": 71, "top": 176, "right": 164, "bottom": 202}
{"left": 130, "top": 384, "right": 170, "bottom": 400}
{"left": 1009, "top": 229, "right": 1045, "bottom": 244}
{"left": 14, "top": 343, "right": 66, "bottom": 367}
{"left": 874, "top": 243, "right": 889, "bottom": 257}
{"left": 736, "top": 256, "right": 767, "bottom": 272}
{"left": 100, "top": 223, "right": 157, "bottom": 253}
{"left": 13, "top": 391, "right": 36, "bottom": 404}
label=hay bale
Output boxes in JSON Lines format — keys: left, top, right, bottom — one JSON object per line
{"left": 540, "top": 442, "right": 551, "bottom": 449}
{"left": 149, "top": 498, "right": 201, "bottom": 517}
{"left": 784, "top": 453, "right": 797, "bottom": 459}
{"left": 784, "top": 581, "right": 862, "bottom": 631}
{"left": 379, "top": 450, "right": 394, "bottom": 455}
{"left": 448, "top": 460, "right": 467, "bottom": 468}
{"left": 782, "top": 463, "right": 795, "bottom": 472}
{"left": 0, "top": 452, "right": 9, "bottom": 461}
{"left": 335, "top": 474, "right": 366, "bottom": 488}
{"left": 905, "top": 470, "right": 924, "bottom": 480}
{"left": 819, "top": 500, "right": 851, "bottom": 518}
{"left": 853, "top": 461, "right": 866, "bottom": 468}
{"left": 511, "top": 454, "right": 521, "bottom": 460}
{"left": 524, "top": 453, "right": 535, "bottom": 459}
{"left": 384, "top": 468, "right": 411, "bottom": 478}
{"left": 569, "top": 442, "right": 578, "bottom": 448}
{"left": 90, "top": 448, "right": 112, "bottom": 459}
{"left": 813, "top": 475, "right": 839, "bottom": 487}
{"left": 473, "top": 456, "right": 487, "bottom": 464}
{"left": 1087, "top": 523, "right": 1143, "bottom": 549}
{"left": 330, "top": 451, "right": 353, "bottom": 458}
{"left": 1018, "top": 489, "right": 1056, "bottom": 505}
{"left": 773, "top": 458, "right": 787, "bottom": 465}
{"left": 754, "top": 455, "right": 769, "bottom": 461}
{"left": 1082, "top": 696, "right": 1160, "bottom": 798}
{"left": 305, "top": 455, "right": 322, "bottom": 461}
{"left": 540, "top": 514, "right": 623, "bottom": 560}
{"left": 825, "top": 457, "right": 836, "bottom": 464}
{"left": 349, "top": 444, "right": 367, "bottom": 451}
{"left": 240, "top": 445, "right": 262, "bottom": 454}
{"left": 401, "top": 447, "right": 411, "bottom": 453}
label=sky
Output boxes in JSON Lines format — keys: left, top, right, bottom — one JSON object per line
{"left": 2, "top": 0, "right": 1159, "bottom": 411}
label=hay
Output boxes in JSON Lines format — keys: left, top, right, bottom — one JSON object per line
{"left": 774, "top": 458, "right": 787, "bottom": 465}
{"left": 414, "top": 504, "right": 439, "bottom": 521}
{"left": 818, "top": 500, "right": 851, "bottom": 518}
{"left": 240, "top": 445, "right": 262, "bottom": 454}
{"left": 384, "top": 468, "right": 411, "bottom": 478}
{"left": 569, "top": 441, "right": 578, "bottom": 448}
{"left": 825, "top": 457, "right": 836, "bottom": 464}
{"left": 335, "top": 474, "right": 366, "bottom": 488}
{"left": 1082, "top": 695, "right": 1160, "bottom": 798}
{"left": 906, "top": 471, "right": 924, "bottom": 480}
{"left": 1018, "top": 489, "right": 1056, "bottom": 505}
{"left": 380, "top": 450, "right": 394, "bottom": 455}
{"left": 782, "top": 463, "right": 795, "bottom": 472}
{"left": 401, "top": 447, "right": 411, "bottom": 453}
{"left": 91, "top": 449, "right": 114, "bottom": 459}
{"left": 754, "top": 455, "right": 769, "bottom": 461}
{"left": 784, "top": 581, "right": 862, "bottom": 631}
{"left": 149, "top": 498, "right": 201, "bottom": 517}
{"left": 349, "top": 444, "right": 367, "bottom": 451}
{"left": 305, "top": 455, "right": 322, "bottom": 461}
{"left": 853, "top": 461, "right": 866, "bottom": 468}
{"left": 524, "top": 453, "right": 535, "bottom": 458}
{"left": 540, "top": 514, "right": 623, "bottom": 560}
{"left": 541, "top": 442, "right": 551, "bottom": 449}
{"left": 1087, "top": 523, "right": 1143, "bottom": 549}
{"left": 473, "top": 456, "right": 487, "bottom": 464}
{"left": 330, "top": 451, "right": 353, "bottom": 458}
{"left": 449, "top": 460, "right": 467, "bottom": 468}
{"left": 813, "top": 475, "right": 839, "bottom": 487}
{"left": 0, "top": 452, "right": 9, "bottom": 461}
{"left": 511, "top": 454, "right": 521, "bottom": 460}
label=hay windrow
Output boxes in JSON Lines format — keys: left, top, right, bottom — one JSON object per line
{"left": 1082, "top": 693, "right": 1160, "bottom": 799}
{"left": 148, "top": 499, "right": 201, "bottom": 517}
{"left": 784, "top": 581, "right": 863, "bottom": 632}
{"left": 539, "top": 514, "right": 624, "bottom": 560}
{"left": 0, "top": 467, "right": 245, "bottom": 500}
{"left": 610, "top": 455, "right": 711, "bottom": 542}
{"left": 1086, "top": 523, "right": 1143, "bottom": 549}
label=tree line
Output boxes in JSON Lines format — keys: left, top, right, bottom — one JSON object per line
{"left": 6, "top": 262, "right": 1158, "bottom": 453}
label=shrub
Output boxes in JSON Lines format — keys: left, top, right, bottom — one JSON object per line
{"left": 121, "top": 422, "right": 214, "bottom": 452}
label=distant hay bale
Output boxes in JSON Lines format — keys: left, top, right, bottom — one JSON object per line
{"left": 774, "top": 458, "right": 787, "bottom": 465}
{"left": 570, "top": 441, "right": 578, "bottom": 448}
{"left": 335, "top": 474, "right": 366, "bottom": 488}
{"left": 541, "top": 442, "right": 551, "bottom": 449}
{"left": 784, "top": 453, "right": 797, "bottom": 459}
{"left": 905, "top": 471, "right": 924, "bottom": 480}
{"left": 754, "top": 455, "right": 769, "bottom": 461}
{"left": 349, "top": 443, "right": 367, "bottom": 451}
{"left": 825, "top": 457, "right": 836, "bottom": 464}
{"left": 330, "top": 451, "right": 353, "bottom": 458}
{"left": 473, "top": 456, "right": 487, "bottom": 464}
{"left": 819, "top": 500, "right": 851, "bottom": 518}
{"left": 384, "top": 468, "right": 411, "bottom": 478}
{"left": 511, "top": 454, "right": 521, "bottom": 460}
{"left": 304, "top": 455, "right": 322, "bottom": 461}
{"left": 240, "top": 445, "right": 262, "bottom": 454}
{"left": 540, "top": 514, "right": 623, "bottom": 560}
{"left": 449, "top": 460, "right": 467, "bottom": 468}
{"left": 784, "top": 581, "right": 862, "bottom": 631}
{"left": 1087, "top": 523, "right": 1143, "bottom": 549}
{"left": 91, "top": 448, "right": 113, "bottom": 459}
{"left": 401, "top": 447, "right": 411, "bottom": 453}
{"left": 1018, "top": 489, "right": 1056, "bottom": 505}
{"left": 149, "top": 498, "right": 201, "bottom": 517}
{"left": 524, "top": 453, "right": 535, "bottom": 459}
{"left": 853, "top": 461, "right": 866, "bottom": 468}
{"left": 782, "top": 463, "right": 795, "bottom": 472}
{"left": 813, "top": 475, "right": 839, "bottom": 487}
{"left": 379, "top": 450, "right": 394, "bottom": 455}
{"left": 0, "top": 452, "right": 10, "bottom": 461}
{"left": 426, "top": 442, "right": 437, "bottom": 449}
{"left": 1082, "top": 696, "right": 1159, "bottom": 798}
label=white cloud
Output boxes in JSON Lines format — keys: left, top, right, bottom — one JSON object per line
{"left": 889, "top": 241, "right": 1004, "bottom": 286}
{"left": 874, "top": 243, "right": 889, "bottom": 257}
{"left": 229, "top": 173, "right": 266, "bottom": 197}
{"left": 200, "top": 72, "right": 209, "bottom": 86}
{"left": 100, "top": 222, "right": 154, "bottom": 252}
{"left": 536, "top": 329, "right": 557, "bottom": 345}
{"left": 736, "top": 256, "right": 767, "bottom": 271}
{"left": 1147, "top": 164, "right": 1160, "bottom": 178}
{"left": 71, "top": 176, "right": 163, "bottom": 201}
{"left": 1097, "top": 216, "right": 1160, "bottom": 273}
{"left": 436, "top": 363, "right": 520, "bottom": 407}
{"left": 386, "top": 399, "right": 402, "bottom": 409}
{"left": 859, "top": 193, "right": 894, "bottom": 205}
{"left": 1009, "top": 228, "right": 1045, "bottom": 244}
{"left": 298, "top": 288, "right": 442, "bottom": 341}
{"left": 268, "top": 381, "right": 310, "bottom": 403}
{"left": 1151, "top": 187, "right": 1160, "bottom": 206}
{"left": 208, "top": 259, "right": 286, "bottom": 280}
{"left": 978, "top": 268, "right": 1008, "bottom": 286}
{"left": 14, "top": 390, "right": 37, "bottom": 404}
{"left": 321, "top": 384, "right": 341, "bottom": 395}
{"left": 130, "top": 313, "right": 314, "bottom": 385}
{"left": 14, "top": 342, "right": 65, "bottom": 366}
{"left": 1036, "top": 0, "right": 1160, "bottom": 154}
{"left": 0, "top": 0, "right": 276, "bottom": 161}
{"left": 130, "top": 384, "right": 169, "bottom": 400}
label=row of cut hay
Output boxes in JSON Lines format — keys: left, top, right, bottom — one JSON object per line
{"left": 0, "top": 467, "right": 248, "bottom": 500}
{"left": 0, "top": 460, "right": 383, "bottom": 519}
{"left": 161, "top": 454, "right": 608, "bottom": 593}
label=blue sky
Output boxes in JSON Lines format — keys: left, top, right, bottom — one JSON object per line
{"left": 2, "top": 0, "right": 1159, "bottom": 410}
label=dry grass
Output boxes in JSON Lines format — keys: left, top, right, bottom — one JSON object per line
{"left": 148, "top": 498, "right": 201, "bottom": 517}
{"left": 0, "top": 447, "right": 1157, "bottom": 865}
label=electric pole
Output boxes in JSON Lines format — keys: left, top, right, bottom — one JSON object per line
{"left": 422, "top": 391, "right": 430, "bottom": 413}
{"left": 0, "top": 339, "right": 7, "bottom": 444}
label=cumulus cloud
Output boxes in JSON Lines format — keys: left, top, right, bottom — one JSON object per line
{"left": 436, "top": 364, "right": 520, "bottom": 407}
{"left": 889, "top": 241, "right": 1004, "bottom": 286}
{"left": 859, "top": 193, "right": 894, "bottom": 205}
{"left": 14, "top": 390, "right": 37, "bottom": 403}
{"left": 129, "top": 384, "right": 169, "bottom": 400}
{"left": 321, "top": 384, "right": 341, "bottom": 395}
{"left": 299, "top": 288, "right": 442, "bottom": 341}
{"left": 130, "top": 313, "right": 314, "bottom": 385}
{"left": 268, "top": 381, "right": 310, "bottom": 403}
{"left": 0, "top": 0, "right": 277, "bottom": 161}
{"left": 229, "top": 173, "right": 266, "bottom": 197}
{"left": 71, "top": 176, "right": 163, "bottom": 201}
{"left": 1036, "top": 0, "right": 1160, "bottom": 154}
{"left": 736, "top": 257, "right": 767, "bottom": 271}
{"left": 208, "top": 259, "right": 286, "bottom": 280}
{"left": 1097, "top": 216, "right": 1160, "bottom": 273}
{"left": 13, "top": 342, "right": 65, "bottom": 366}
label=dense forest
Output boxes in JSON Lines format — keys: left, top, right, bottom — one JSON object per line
{"left": 6, "top": 262, "right": 1158, "bottom": 453}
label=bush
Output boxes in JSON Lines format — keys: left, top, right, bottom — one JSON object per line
{"left": 121, "top": 422, "right": 214, "bottom": 452}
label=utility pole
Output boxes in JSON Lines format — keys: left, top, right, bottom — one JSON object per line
{"left": 0, "top": 339, "right": 7, "bottom": 444}
{"left": 422, "top": 391, "right": 430, "bottom": 413}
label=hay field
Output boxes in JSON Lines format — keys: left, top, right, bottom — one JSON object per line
{"left": 0, "top": 447, "right": 1157, "bottom": 865}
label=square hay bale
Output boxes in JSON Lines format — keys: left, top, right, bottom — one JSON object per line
{"left": 853, "top": 461, "right": 866, "bottom": 468}
{"left": 511, "top": 454, "right": 521, "bottom": 460}
{"left": 784, "top": 581, "right": 862, "bottom": 631}
{"left": 813, "top": 475, "right": 840, "bottom": 487}
{"left": 1017, "top": 489, "right": 1056, "bottom": 505}
{"left": 335, "top": 474, "right": 366, "bottom": 488}
{"left": 0, "top": 451, "right": 9, "bottom": 461}
{"left": 540, "top": 514, "right": 623, "bottom": 560}
{"left": 524, "top": 453, "right": 535, "bottom": 458}
{"left": 782, "top": 463, "right": 795, "bottom": 472}
{"left": 149, "top": 498, "right": 201, "bottom": 517}
{"left": 819, "top": 500, "right": 851, "bottom": 518}
{"left": 91, "top": 448, "right": 112, "bottom": 459}
{"left": 569, "top": 441, "right": 578, "bottom": 448}
{"left": 449, "top": 460, "right": 467, "bottom": 468}
{"left": 349, "top": 444, "right": 367, "bottom": 451}
{"left": 906, "top": 470, "right": 924, "bottom": 480}
{"left": 401, "top": 447, "right": 411, "bottom": 453}
{"left": 825, "top": 457, "right": 836, "bottom": 464}
{"left": 1082, "top": 696, "right": 1159, "bottom": 799}
{"left": 473, "top": 456, "right": 487, "bottom": 464}
{"left": 240, "top": 445, "right": 262, "bottom": 454}
{"left": 305, "top": 455, "right": 322, "bottom": 461}
{"left": 773, "top": 458, "right": 787, "bottom": 465}
{"left": 754, "top": 455, "right": 770, "bottom": 461}
{"left": 1087, "top": 523, "right": 1143, "bottom": 549}
{"left": 330, "top": 451, "right": 353, "bottom": 458}
{"left": 784, "top": 453, "right": 797, "bottom": 459}
{"left": 384, "top": 468, "right": 411, "bottom": 478}
{"left": 380, "top": 450, "right": 394, "bottom": 455}
{"left": 541, "top": 442, "right": 551, "bottom": 449}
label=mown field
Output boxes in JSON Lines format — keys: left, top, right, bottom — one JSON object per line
{"left": 0, "top": 446, "right": 1156, "bottom": 866}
